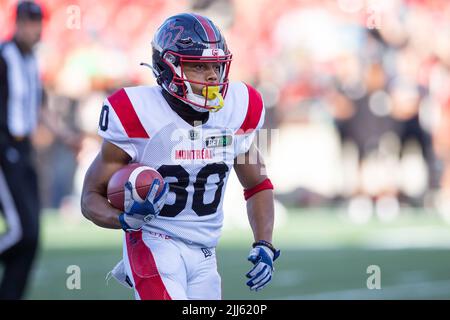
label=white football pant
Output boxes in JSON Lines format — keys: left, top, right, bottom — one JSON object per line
{"left": 116, "top": 230, "right": 221, "bottom": 300}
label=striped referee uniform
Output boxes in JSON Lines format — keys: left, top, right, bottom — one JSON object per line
{"left": 0, "top": 39, "right": 42, "bottom": 300}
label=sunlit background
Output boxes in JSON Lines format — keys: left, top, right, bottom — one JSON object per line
{"left": 1, "top": 0, "right": 450, "bottom": 299}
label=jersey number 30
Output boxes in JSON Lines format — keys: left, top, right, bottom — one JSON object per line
{"left": 158, "top": 163, "right": 229, "bottom": 217}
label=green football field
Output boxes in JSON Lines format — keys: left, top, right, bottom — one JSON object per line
{"left": 3, "top": 208, "right": 450, "bottom": 300}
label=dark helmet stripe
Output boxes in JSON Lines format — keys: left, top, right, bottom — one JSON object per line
{"left": 191, "top": 13, "right": 218, "bottom": 48}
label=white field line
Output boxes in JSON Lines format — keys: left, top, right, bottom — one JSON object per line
{"left": 277, "top": 279, "right": 450, "bottom": 300}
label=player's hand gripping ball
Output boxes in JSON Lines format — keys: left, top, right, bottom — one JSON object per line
{"left": 107, "top": 163, "right": 169, "bottom": 232}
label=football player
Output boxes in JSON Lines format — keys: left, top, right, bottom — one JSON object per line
{"left": 81, "top": 13, "right": 280, "bottom": 300}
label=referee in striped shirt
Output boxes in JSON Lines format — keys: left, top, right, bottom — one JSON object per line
{"left": 0, "top": 1, "right": 45, "bottom": 300}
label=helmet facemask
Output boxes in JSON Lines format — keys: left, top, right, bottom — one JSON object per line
{"left": 160, "top": 50, "right": 232, "bottom": 112}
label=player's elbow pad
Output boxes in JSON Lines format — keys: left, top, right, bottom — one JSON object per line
{"left": 244, "top": 178, "right": 274, "bottom": 201}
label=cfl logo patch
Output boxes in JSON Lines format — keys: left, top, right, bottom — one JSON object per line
{"left": 201, "top": 248, "right": 212, "bottom": 258}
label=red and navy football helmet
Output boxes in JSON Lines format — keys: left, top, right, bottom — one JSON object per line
{"left": 150, "top": 13, "right": 232, "bottom": 112}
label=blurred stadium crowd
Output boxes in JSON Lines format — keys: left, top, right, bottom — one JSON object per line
{"left": 1, "top": 0, "right": 450, "bottom": 221}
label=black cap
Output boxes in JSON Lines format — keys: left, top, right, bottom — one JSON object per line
{"left": 16, "top": 1, "right": 43, "bottom": 21}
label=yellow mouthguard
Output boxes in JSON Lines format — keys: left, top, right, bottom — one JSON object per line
{"left": 202, "top": 86, "right": 224, "bottom": 112}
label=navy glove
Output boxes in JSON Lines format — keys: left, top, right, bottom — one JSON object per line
{"left": 119, "top": 179, "right": 169, "bottom": 232}
{"left": 246, "top": 240, "right": 280, "bottom": 291}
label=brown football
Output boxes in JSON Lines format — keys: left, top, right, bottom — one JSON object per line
{"left": 107, "top": 163, "right": 165, "bottom": 211}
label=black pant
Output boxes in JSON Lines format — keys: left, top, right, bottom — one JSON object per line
{"left": 0, "top": 138, "right": 40, "bottom": 300}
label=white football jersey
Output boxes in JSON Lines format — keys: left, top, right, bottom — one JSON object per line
{"left": 98, "top": 82, "right": 265, "bottom": 247}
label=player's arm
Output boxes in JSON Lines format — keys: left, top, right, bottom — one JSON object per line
{"left": 80, "top": 140, "right": 131, "bottom": 229}
{"left": 234, "top": 142, "right": 280, "bottom": 291}
{"left": 234, "top": 142, "right": 274, "bottom": 243}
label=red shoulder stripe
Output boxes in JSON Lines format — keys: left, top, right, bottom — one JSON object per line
{"left": 107, "top": 88, "right": 149, "bottom": 138}
{"left": 236, "top": 84, "right": 264, "bottom": 135}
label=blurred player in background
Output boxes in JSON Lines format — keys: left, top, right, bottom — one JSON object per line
{"left": 0, "top": 1, "right": 80, "bottom": 300}
{"left": 0, "top": 0, "right": 44, "bottom": 300}
{"left": 81, "top": 13, "right": 280, "bottom": 300}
